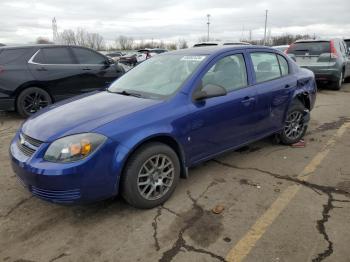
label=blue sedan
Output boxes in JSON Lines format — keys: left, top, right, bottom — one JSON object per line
{"left": 10, "top": 46, "right": 316, "bottom": 208}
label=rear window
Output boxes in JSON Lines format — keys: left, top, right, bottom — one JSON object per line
{"left": 0, "top": 48, "right": 29, "bottom": 64}
{"left": 288, "top": 41, "right": 330, "bottom": 55}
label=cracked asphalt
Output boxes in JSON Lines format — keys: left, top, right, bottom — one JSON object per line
{"left": 1, "top": 83, "right": 350, "bottom": 262}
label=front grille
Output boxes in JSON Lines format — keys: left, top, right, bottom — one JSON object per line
{"left": 16, "top": 133, "right": 43, "bottom": 157}
{"left": 31, "top": 186, "right": 81, "bottom": 203}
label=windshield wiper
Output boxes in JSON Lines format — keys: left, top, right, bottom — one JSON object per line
{"left": 114, "top": 90, "right": 142, "bottom": 98}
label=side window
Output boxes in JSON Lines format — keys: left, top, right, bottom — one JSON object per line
{"left": 201, "top": 54, "right": 248, "bottom": 92}
{"left": 250, "top": 52, "right": 281, "bottom": 83}
{"left": 277, "top": 55, "right": 289, "bottom": 76}
{"left": 71, "top": 48, "right": 106, "bottom": 64}
{"left": 42, "top": 48, "right": 74, "bottom": 64}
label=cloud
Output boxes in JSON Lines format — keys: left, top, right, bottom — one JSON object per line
{"left": 0, "top": 0, "right": 349, "bottom": 45}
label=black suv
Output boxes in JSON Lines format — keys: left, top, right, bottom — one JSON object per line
{"left": 0, "top": 45, "right": 125, "bottom": 117}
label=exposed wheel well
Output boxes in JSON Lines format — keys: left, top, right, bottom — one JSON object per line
{"left": 121, "top": 135, "right": 187, "bottom": 181}
{"left": 296, "top": 93, "right": 310, "bottom": 110}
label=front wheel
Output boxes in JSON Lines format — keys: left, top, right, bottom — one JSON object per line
{"left": 121, "top": 142, "right": 180, "bottom": 209}
{"left": 280, "top": 101, "right": 308, "bottom": 145}
{"left": 16, "top": 87, "right": 52, "bottom": 117}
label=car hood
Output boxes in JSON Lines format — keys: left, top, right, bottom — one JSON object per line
{"left": 21, "top": 91, "right": 161, "bottom": 142}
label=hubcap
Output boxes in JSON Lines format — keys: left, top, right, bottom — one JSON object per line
{"left": 284, "top": 111, "right": 305, "bottom": 140}
{"left": 137, "top": 154, "right": 175, "bottom": 200}
{"left": 23, "top": 91, "right": 50, "bottom": 114}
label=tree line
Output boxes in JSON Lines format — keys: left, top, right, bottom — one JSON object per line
{"left": 36, "top": 28, "right": 317, "bottom": 51}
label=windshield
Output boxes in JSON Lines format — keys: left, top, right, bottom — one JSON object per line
{"left": 108, "top": 54, "right": 206, "bottom": 99}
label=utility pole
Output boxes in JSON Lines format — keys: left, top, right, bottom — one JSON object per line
{"left": 52, "top": 17, "right": 58, "bottom": 43}
{"left": 263, "top": 10, "right": 268, "bottom": 46}
{"left": 207, "top": 14, "right": 211, "bottom": 42}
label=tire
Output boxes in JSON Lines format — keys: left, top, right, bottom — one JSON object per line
{"left": 331, "top": 72, "right": 343, "bottom": 90}
{"left": 121, "top": 142, "right": 180, "bottom": 209}
{"left": 16, "top": 87, "right": 52, "bottom": 117}
{"left": 280, "top": 101, "right": 308, "bottom": 145}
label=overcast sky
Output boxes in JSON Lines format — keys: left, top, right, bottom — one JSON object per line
{"left": 1, "top": 0, "right": 350, "bottom": 45}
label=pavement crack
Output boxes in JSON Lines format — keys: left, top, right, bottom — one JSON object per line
{"left": 1, "top": 196, "right": 33, "bottom": 218}
{"left": 312, "top": 192, "right": 334, "bottom": 262}
{"left": 159, "top": 190, "right": 226, "bottom": 262}
{"left": 152, "top": 206, "right": 162, "bottom": 251}
{"left": 49, "top": 253, "right": 70, "bottom": 262}
{"left": 213, "top": 159, "right": 350, "bottom": 262}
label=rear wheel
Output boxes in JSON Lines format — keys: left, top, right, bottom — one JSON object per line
{"left": 121, "top": 142, "right": 180, "bottom": 209}
{"left": 16, "top": 87, "right": 52, "bottom": 117}
{"left": 331, "top": 72, "right": 343, "bottom": 90}
{"left": 280, "top": 101, "right": 308, "bottom": 145}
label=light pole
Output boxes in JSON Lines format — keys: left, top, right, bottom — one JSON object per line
{"left": 263, "top": 10, "right": 268, "bottom": 46}
{"left": 207, "top": 14, "right": 211, "bottom": 42}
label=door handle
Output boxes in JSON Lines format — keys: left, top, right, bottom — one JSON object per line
{"left": 36, "top": 67, "right": 47, "bottom": 71}
{"left": 241, "top": 96, "right": 255, "bottom": 103}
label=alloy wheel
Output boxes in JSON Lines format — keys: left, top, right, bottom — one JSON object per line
{"left": 284, "top": 111, "right": 305, "bottom": 140}
{"left": 22, "top": 91, "right": 50, "bottom": 114}
{"left": 137, "top": 154, "right": 175, "bottom": 201}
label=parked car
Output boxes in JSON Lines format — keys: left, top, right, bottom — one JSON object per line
{"left": 344, "top": 38, "right": 350, "bottom": 52}
{"left": 193, "top": 41, "right": 251, "bottom": 47}
{"left": 286, "top": 39, "right": 350, "bottom": 90}
{"left": 105, "top": 51, "right": 125, "bottom": 61}
{"left": 10, "top": 46, "right": 316, "bottom": 208}
{"left": 0, "top": 44, "right": 125, "bottom": 117}
{"left": 273, "top": 45, "right": 290, "bottom": 53}
{"left": 119, "top": 53, "right": 137, "bottom": 66}
{"left": 136, "top": 49, "right": 152, "bottom": 63}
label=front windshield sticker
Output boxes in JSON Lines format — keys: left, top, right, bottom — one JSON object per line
{"left": 180, "top": 56, "right": 206, "bottom": 61}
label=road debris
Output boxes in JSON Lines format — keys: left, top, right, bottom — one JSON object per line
{"left": 212, "top": 204, "right": 225, "bottom": 214}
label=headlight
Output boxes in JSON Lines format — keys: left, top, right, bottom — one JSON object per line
{"left": 44, "top": 133, "right": 107, "bottom": 163}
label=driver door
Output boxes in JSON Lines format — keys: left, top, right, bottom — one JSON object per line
{"left": 186, "top": 53, "right": 259, "bottom": 164}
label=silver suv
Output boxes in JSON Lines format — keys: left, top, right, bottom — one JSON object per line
{"left": 286, "top": 39, "right": 350, "bottom": 90}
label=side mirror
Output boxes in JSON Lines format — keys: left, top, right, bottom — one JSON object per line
{"left": 193, "top": 83, "right": 227, "bottom": 101}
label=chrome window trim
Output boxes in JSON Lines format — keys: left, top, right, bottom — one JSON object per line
{"left": 27, "top": 49, "right": 108, "bottom": 67}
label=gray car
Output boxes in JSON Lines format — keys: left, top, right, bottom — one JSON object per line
{"left": 286, "top": 39, "right": 350, "bottom": 90}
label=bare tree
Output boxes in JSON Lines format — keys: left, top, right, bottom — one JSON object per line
{"left": 58, "top": 28, "right": 105, "bottom": 50}
{"left": 36, "top": 37, "right": 52, "bottom": 44}
{"left": 59, "top": 29, "right": 77, "bottom": 45}
{"left": 178, "top": 38, "right": 188, "bottom": 49}
{"left": 166, "top": 42, "right": 177, "bottom": 50}
{"left": 197, "top": 36, "right": 208, "bottom": 43}
{"left": 116, "top": 35, "right": 134, "bottom": 50}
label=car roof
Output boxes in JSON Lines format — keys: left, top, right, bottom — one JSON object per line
{"left": 163, "top": 45, "right": 274, "bottom": 56}
{"left": 294, "top": 38, "right": 344, "bottom": 43}
{"left": 0, "top": 44, "right": 92, "bottom": 50}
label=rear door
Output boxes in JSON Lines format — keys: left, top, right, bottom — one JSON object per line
{"left": 70, "top": 47, "right": 124, "bottom": 91}
{"left": 28, "top": 47, "right": 82, "bottom": 100}
{"left": 248, "top": 51, "right": 296, "bottom": 136}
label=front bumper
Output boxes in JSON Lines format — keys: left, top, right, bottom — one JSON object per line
{"left": 10, "top": 133, "right": 122, "bottom": 204}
